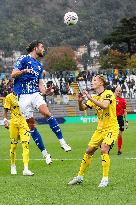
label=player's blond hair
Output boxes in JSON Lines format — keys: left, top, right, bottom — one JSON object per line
{"left": 96, "top": 75, "right": 107, "bottom": 88}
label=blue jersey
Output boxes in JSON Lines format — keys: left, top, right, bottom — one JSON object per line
{"left": 13, "top": 55, "right": 43, "bottom": 94}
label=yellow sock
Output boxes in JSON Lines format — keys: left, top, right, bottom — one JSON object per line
{"left": 78, "top": 153, "right": 93, "bottom": 176}
{"left": 101, "top": 154, "right": 110, "bottom": 177}
{"left": 10, "top": 143, "right": 18, "bottom": 165}
{"left": 22, "top": 141, "right": 29, "bottom": 167}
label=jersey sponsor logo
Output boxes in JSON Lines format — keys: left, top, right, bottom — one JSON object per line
{"left": 30, "top": 69, "right": 39, "bottom": 77}
{"left": 105, "top": 113, "right": 110, "bottom": 117}
{"left": 106, "top": 94, "right": 112, "bottom": 98}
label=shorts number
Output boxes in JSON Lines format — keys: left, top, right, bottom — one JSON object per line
{"left": 107, "top": 132, "right": 112, "bottom": 138}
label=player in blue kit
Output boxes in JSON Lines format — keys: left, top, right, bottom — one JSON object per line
{"left": 11, "top": 40, "right": 71, "bottom": 164}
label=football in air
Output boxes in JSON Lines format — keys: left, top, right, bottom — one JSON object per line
{"left": 64, "top": 12, "right": 78, "bottom": 26}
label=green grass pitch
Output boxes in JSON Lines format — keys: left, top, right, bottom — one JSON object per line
{"left": 0, "top": 122, "right": 136, "bottom": 205}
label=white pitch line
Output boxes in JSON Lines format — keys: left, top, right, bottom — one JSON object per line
{"left": 1, "top": 157, "right": 136, "bottom": 161}
{"left": 0, "top": 158, "right": 82, "bottom": 161}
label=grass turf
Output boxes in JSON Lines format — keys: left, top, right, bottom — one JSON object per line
{"left": 0, "top": 122, "right": 136, "bottom": 205}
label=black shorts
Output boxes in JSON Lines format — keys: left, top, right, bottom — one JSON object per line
{"left": 117, "top": 116, "right": 124, "bottom": 131}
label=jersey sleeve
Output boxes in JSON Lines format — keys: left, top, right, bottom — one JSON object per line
{"left": 38, "top": 62, "right": 44, "bottom": 79}
{"left": 14, "top": 55, "right": 26, "bottom": 70}
{"left": 4, "top": 96, "right": 11, "bottom": 110}
{"left": 123, "top": 99, "right": 126, "bottom": 109}
{"left": 103, "top": 90, "right": 114, "bottom": 104}
{"left": 39, "top": 67, "right": 43, "bottom": 79}
{"left": 86, "top": 100, "right": 95, "bottom": 109}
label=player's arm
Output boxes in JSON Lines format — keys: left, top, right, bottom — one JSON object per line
{"left": 11, "top": 68, "right": 31, "bottom": 78}
{"left": 83, "top": 91, "right": 110, "bottom": 109}
{"left": 3, "top": 95, "right": 11, "bottom": 129}
{"left": 90, "top": 98, "right": 110, "bottom": 109}
{"left": 78, "top": 93, "right": 88, "bottom": 111}
{"left": 3, "top": 108, "right": 9, "bottom": 129}
{"left": 124, "top": 109, "right": 128, "bottom": 129}
{"left": 11, "top": 56, "right": 32, "bottom": 78}
{"left": 39, "top": 79, "right": 54, "bottom": 96}
{"left": 39, "top": 79, "right": 46, "bottom": 95}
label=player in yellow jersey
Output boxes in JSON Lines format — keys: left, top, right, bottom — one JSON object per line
{"left": 3, "top": 92, "right": 34, "bottom": 176}
{"left": 68, "top": 75, "right": 119, "bottom": 187}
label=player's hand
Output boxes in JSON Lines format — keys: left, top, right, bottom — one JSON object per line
{"left": 78, "top": 92, "right": 84, "bottom": 102}
{"left": 3, "top": 118, "right": 9, "bottom": 129}
{"left": 46, "top": 86, "right": 54, "bottom": 96}
{"left": 83, "top": 90, "right": 92, "bottom": 100}
{"left": 125, "top": 121, "right": 128, "bottom": 129}
{"left": 23, "top": 69, "right": 32, "bottom": 74}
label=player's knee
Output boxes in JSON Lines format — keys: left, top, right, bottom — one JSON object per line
{"left": 27, "top": 118, "right": 36, "bottom": 130}
{"left": 10, "top": 142, "right": 18, "bottom": 154}
{"left": 22, "top": 141, "right": 29, "bottom": 150}
{"left": 10, "top": 142, "right": 18, "bottom": 149}
{"left": 86, "top": 147, "right": 95, "bottom": 155}
{"left": 101, "top": 144, "right": 109, "bottom": 154}
{"left": 39, "top": 105, "right": 52, "bottom": 118}
{"left": 43, "top": 110, "right": 52, "bottom": 118}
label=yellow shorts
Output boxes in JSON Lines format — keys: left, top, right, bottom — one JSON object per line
{"left": 9, "top": 118, "right": 30, "bottom": 143}
{"left": 88, "top": 127, "right": 119, "bottom": 148}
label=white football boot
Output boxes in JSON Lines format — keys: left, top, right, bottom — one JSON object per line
{"left": 98, "top": 177, "right": 109, "bottom": 188}
{"left": 68, "top": 176, "right": 83, "bottom": 185}
{"left": 60, "top": 139, "right": 71, "bottom": 152}
{"left": 61, "top": 143, "right": 71, "bottom": 152}
{"left": 23, "top": 169, "right": 34, "bottom": 176}
{"left": 45, "top": 154, "right": 52, "bottom": 165}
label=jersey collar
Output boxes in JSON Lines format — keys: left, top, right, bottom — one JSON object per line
{"left": 97, "top": 89, "right": 105, "bottom": 96}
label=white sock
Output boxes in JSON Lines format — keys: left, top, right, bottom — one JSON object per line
{"left": 102, "top": 177, "right": 108, "bottom": 181}
{"left": 24, "top": 165, "right": 28, "bottom": 171}
{"left": 11, "top": 164, "right": 16, "bottom": 168}
{"left": 59, "top": 138, "right": 66, "bottom": 145}
{"left": 42, "top": 149, "right": 48, "bottom": 157}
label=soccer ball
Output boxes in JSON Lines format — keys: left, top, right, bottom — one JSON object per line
{"left": 64, "top": 12, "right": 78, "bottom": 26}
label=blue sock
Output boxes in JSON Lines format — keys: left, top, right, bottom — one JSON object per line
{"left": 47, "top": 116, "right": 63, "bottom": 140}
{"left": 30, "top": 128, "right": 45, "bottom": 152}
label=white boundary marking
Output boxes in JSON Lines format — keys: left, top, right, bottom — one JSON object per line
{"left": 0, "top": 158, "right": 81, "bottom": 161}
{"left": 0, "top": 157, "right": 135, "bottom": 161}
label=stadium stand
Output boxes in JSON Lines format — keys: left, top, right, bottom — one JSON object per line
{"left": 0, "top": 69, "right": 136, "bottom": 120}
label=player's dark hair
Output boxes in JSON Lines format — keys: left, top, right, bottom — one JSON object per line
{"left": 26, "top": 40, "right": 43, "bottom": 53}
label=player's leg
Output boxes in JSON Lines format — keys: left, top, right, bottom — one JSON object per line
{"left": 19, "top": 121, "right": 34, "bottom": 176}
{"left": 10, "top": 142, "right": 18, "bottom": 175}
{"left": 33, "top": 93, "right": 71, "bottom": 152}
{"left": 27, "top": 117, "right": 52, "bottom": 165}
{"left": 78, "top": 146, "right": 97, "bottom": 177}
{"left": 99, "top": 143, "right": 110, "bottom": 187}
{"left": 18, "top": 94, "right": 52, "bottom": 164}
{"left": 39, "top": 104, "right": 71, "bottom": 151}
{"left": 118, "top": 130, "right": 123, "bottom": 155}
{"left": 68, "top": 146, "right": 97, "bottom": 185}
{"left": 99, "top": 128, "right": 119, "bottom": 187}
{"left": 117, "top": 117, "right": 124, "bottom": 155}
{"left": 9, "top": 121, "right": 18, "bottom": 175}
{"left": 68, "top": 131, "right": 101, "bottom": 185}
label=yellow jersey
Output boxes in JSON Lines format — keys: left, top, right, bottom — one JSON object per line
{"left": 86, "top": 90, "right": 119, "bottom": 131}
{"left": 4, "top": 93, "right": 24, "bottom": 122}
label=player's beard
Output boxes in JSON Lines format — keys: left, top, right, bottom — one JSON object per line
{"left": 37, "top": 52, "right": 44, "bottom": 57}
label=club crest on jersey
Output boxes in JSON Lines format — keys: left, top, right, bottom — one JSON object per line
{"left": 38, "top": 66, "right": 41, "bottom": 70}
